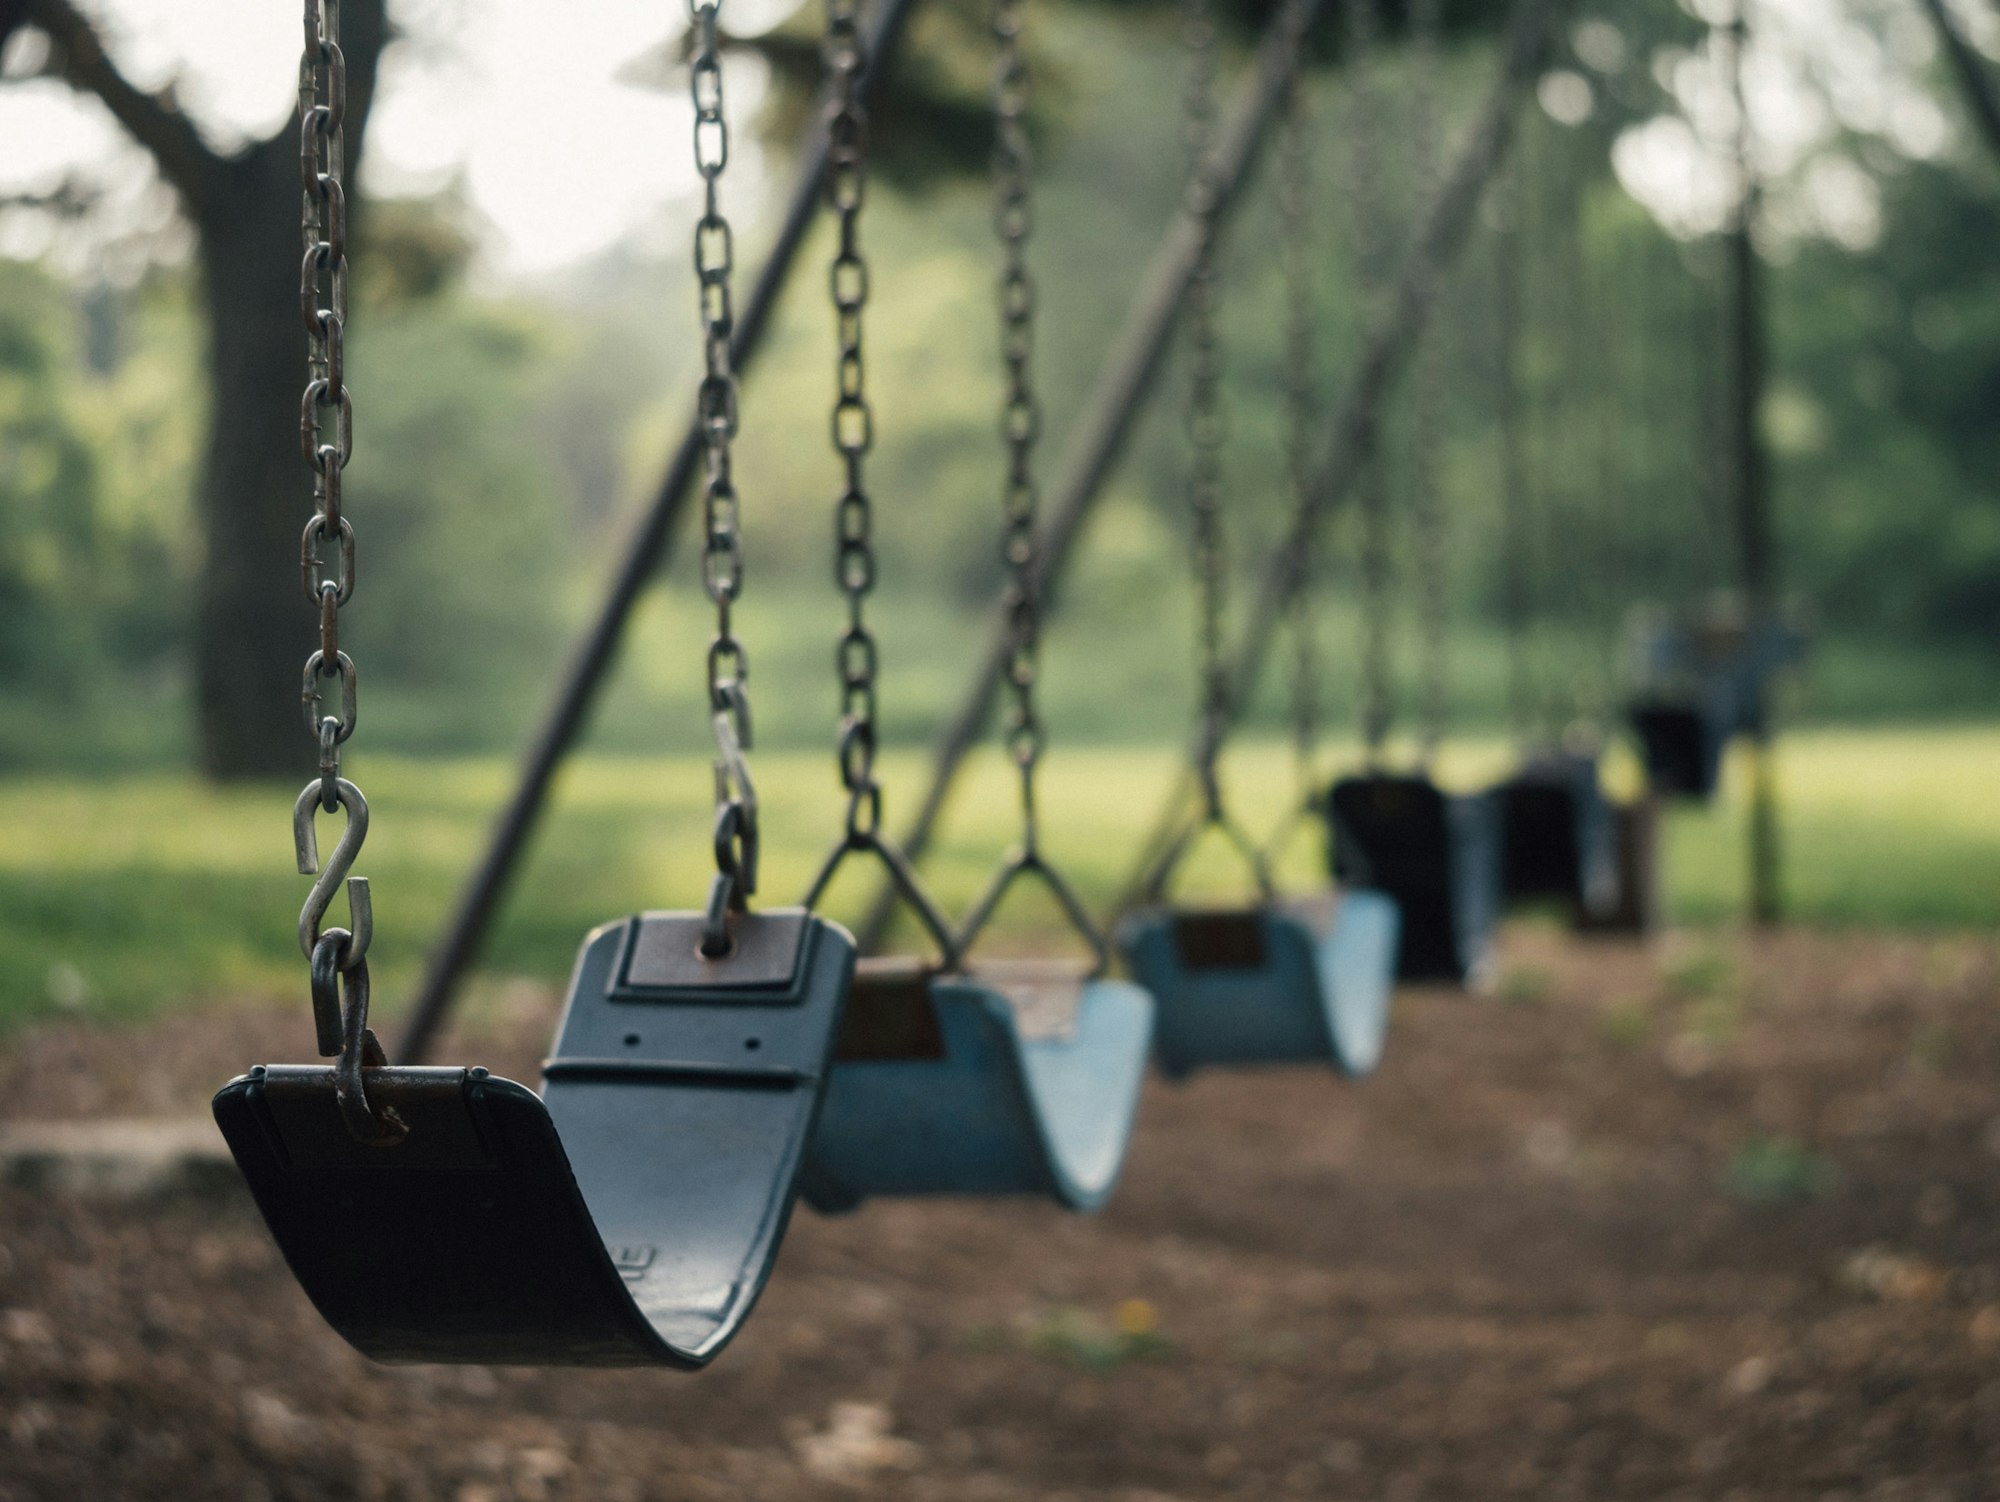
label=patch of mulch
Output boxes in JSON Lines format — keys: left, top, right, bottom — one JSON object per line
{"left": 2, "top": 927, "right": 1998, "bottom": 1500}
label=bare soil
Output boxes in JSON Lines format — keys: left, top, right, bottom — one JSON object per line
{"left": 3, "top": 926, "right": 1998, "bottom": 1501}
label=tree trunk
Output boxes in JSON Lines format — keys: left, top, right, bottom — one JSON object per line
{"left": 193, "top": 141, "right": 326, "bottom": 780}
{"left": 185, "top": 0, "right": 385, "bottom": 780}
{"left": 19, "top": 0, "right": 389, "bottom": 777}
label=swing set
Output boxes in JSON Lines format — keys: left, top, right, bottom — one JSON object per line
{"left": 208, "top": 0, "right": 1789, "bottom": 1369}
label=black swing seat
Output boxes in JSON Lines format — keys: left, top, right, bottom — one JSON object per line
{"left": 1116, "top": 891, "right": 1401, "bottom": 1080}
{"left": 1328, "top": 773, "right": 1502, "bottom": 986}
{"left": 1628, "top": 692, "right": 1732, "bottom": 800}
{"left": 213, "top": 909, "right": 856, "bottom": 1367}
{"left": 1493, "top": 752, "right": 1619, "bottom": 918}
{"left": 801, "top": 957, "right": 1153, "bottom": 1214}
{"left": 1629, "top": 611, "right": 1806, "bottom": 800}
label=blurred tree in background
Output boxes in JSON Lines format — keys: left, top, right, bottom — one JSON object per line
{"left": 0, "top": 0, "right": 1996, "bottom": 777}
{"left": 1780, "top": 152, "right": 2000, "bottom": 641}
{"left": 0, "top": 259, "right": 106, "bottom": 690}
{"left": 11, "top": 0, "right": 392, "bottom": 778}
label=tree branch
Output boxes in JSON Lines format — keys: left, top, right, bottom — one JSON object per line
{"left": 23, "top": 0, "right": 219, "bottom": 212}
{"left": 0, "top": 0, "right": 32, "bottom": 61}
{"left": 1919, "top": 0, "right": 2000, "bottom": 165}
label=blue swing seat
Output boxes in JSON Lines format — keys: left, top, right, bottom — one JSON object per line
{"left": 802, "top": 958, "right": 1153, "bottom": 1214}
{"left": 1329, "top": 774, "right": 1502, "bottom": 987}
{"left": 1495, "top": 753, "right": 1619, "bottom": 918}
{"left": 1116, "top": 891, "right": 1401, "bottom": 1080}
{"left": 213, "top": 909, "right": 857, "bottom": 1367}
{"left": 1629, "top": 610, "right": 1806, "bottom": 801}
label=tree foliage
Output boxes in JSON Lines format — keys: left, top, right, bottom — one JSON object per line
{"left": 1, "top": 0, "right": 1999, "bottom": 770}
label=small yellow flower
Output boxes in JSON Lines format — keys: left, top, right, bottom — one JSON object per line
{"left": 1114, "top": 1298, "right": 1159, "bottom": 1338}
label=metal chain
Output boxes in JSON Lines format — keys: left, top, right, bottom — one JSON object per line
{"left": 1493, "top": 156, "right": 1535, "bottom": 742}
{"left": 952, "top": 0, "right": 1118, "bottom": 969}
{"left": 1182, "top": 0, "right": 1229, "bottom": 820}
{"left": 1688, "top": 234, "right": 1730, "bottom": 589}
{"left": 1342, "top": 0, "right": 1393, "bottom": 762}
{"left": 1278, "top": 75, "right": 1320, "bottom": 800}
{"left": 797, "top": 0, "right": 963, "bottom": 969}
{"left": 1515, "top": 123, "right": 1564, "bottom": 744}
{"left": 689, "top": 0, "right": 759, "bottom": 943}
{"left": 993, "top": 0, "right": 1046, "bottom": 851}
{"left": 824, "top": 0, "right": 879, "bottom": 840}
{"left": 1409, "top": 0, "right": 1449, "bottom": 762}
{"left": 1136, "top": 0, "right": 1281, "bottom": 908}
{"left": 293, "top": 0, "right": 401, "bottom": 1147}
{"left": 1569, "top": 143, "right": 1618, "bottom": 733}
{"left": 299, "top": 0, "right": 356, "bottom": 816}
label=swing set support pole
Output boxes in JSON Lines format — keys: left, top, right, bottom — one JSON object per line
{"left": 852, "top": 0, "right": 1329, "bottom": 953}
{"left": 394, "top": 0, "right": 925, "bottom": 1065}
{"left": 1725, "top": 0, "right": 1781, "bottom": 929}
{"left": 1118, "top": 0, "right": 1561, "bottom": 905}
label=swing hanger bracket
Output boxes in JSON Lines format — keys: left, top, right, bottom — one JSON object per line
{"left": 308, "top": 931, "right": 406, "bottom": 1146}
{"left": 294, "top": 777, "right": 373, "bottom": 977}
{"left": 704, "top": 684, "right": 761, "bottom": 958}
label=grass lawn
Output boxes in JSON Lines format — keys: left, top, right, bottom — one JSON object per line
{"left": 0, "top": 724, "right": 1994, "bottom": 1033}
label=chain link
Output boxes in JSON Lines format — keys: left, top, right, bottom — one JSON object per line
{"left": 1278, "top": 76, "right": 1320, "bottom": 801}
{"left": 823, "top": 0, "right": 880, "bottom": 839}
{"left": 795, "top": 0, "right": 964, "bottom": 970}
{"left": 1408, "top": 0, "right": 1449, "bottom": 762}
{"left": 1493, "top": 158, "right": 1536, "bottom": 742}
{"left": 1342, "top": 0, "right": 1393, "bottom": 762}
{"left": 1567, "top": 139, "right": 1618, "bottom": 733}
{"left": 292, "top": 1, "right": 384, "bottom": 1128}
{"left": 956, "top": 0, "right": 1121, "bottom": 966}
{"left": 293, "top": 0, "right": 375, "bottom": 993}
{"left": 1182, "top": 0, "right": 1230, "bottom": 819}
{"left": 688, "top": 0, "right": 758, "bottom": 920}
{"left": 1510, "top": 125, "right": 1565, "bottom": 745}
{"left": 993, "top": 0, "right": 1047, "bottom": 848}
{"left": 300, "top": 0, "right": 356, "bottom": 806}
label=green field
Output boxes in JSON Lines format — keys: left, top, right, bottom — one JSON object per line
{"left": 0, "top": 724, "right": 1994, "bottom": 1034}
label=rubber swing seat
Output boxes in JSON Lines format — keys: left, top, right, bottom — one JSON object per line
{"left": 1629, "top": 696, "right": 1728, "bottom": 800}
{"left": 1629, "top": 612, "right": 1805, "bottom": 801}
{"left": 1116, "top": 890, "right": 1400, "bottom": 1080}
{"left": 1494, "top": 752, "right": 1618, "bottom": 917}
{"left": 213, "top": 909, "right": 856, "bottom": 1368}
{"left": 801, "top": 958, "right": 1153, "bottom": 1213}
{"left": 1328, "top": 773, "right": 1501, "bottom": 987}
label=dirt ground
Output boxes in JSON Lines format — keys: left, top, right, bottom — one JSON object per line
{"left": 2, "top": 925, "right": 1997, "bottom": 1501}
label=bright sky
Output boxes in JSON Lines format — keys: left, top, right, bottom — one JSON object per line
{"left": 0, "top": 0, "right": 1987, "bottom": 277}
{"left": 1606, "top": 0, "right": 1962, "bottom": 248}
{"left": 0, "top": 0, "right": 786, "bottom": 275}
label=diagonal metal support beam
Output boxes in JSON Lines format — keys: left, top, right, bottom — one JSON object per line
{"left": 395, "top": 0, "right": 926, "bottom": 1064}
